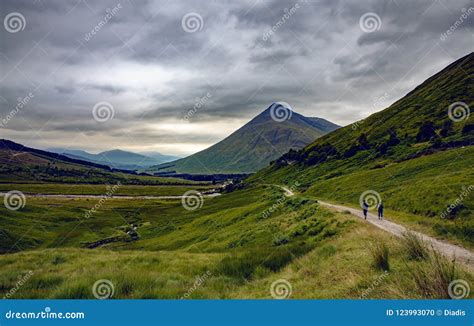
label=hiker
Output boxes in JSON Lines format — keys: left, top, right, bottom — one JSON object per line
{"left": 378, "top": 202, "right": 384, "bottom": 220}
{"left": 362, "top": 201, "right": 369, "bottom": 220}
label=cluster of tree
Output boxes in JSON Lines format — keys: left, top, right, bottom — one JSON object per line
{"left": 343, "top": 133, "right": 371, "bottom": 158}
{"left": 274, "top": 143, "right": 339, "bottom": 166}
{"left": 272, "top": 117, "right": 472, "bottom": 168}
{"left": 375, "top": 128, "right": 401, "bottom": 155}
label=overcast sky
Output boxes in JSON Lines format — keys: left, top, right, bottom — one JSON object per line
{"left": 1, "top": 0, "right": 472, "bottom": 156}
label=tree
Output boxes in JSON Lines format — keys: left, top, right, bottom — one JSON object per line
{"left": 357, "top": 133, "right": 370, "bottom": 149}
{"left": 440, "top": 120, "right": 453, "bottom": 137}
{"left": 387, "top": 128, "right": 401, "bottom": 146}
{"left": 462, "top": 123, "right": 474, "bottom": 134}
{"left": 416, "top": 122, "right": 437, "bottom": 142}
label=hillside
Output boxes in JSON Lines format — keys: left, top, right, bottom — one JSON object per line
{"left": 249, "top": 52, "right": 474, "bottom": 246}
{"left": 47, "top": 148, "right": 178, "bottom": 170}
{"left": 0, "top": 139, "right": 196, "bottom": 185}
{"left": 148, "top": 104, "right": 339, "bottom": 174}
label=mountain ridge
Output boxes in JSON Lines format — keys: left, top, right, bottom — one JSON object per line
{"left": 47, "top": 147, "right": 178, "bottom": 170}
{"left": 147, "top": 104, "right": 340, "bottom": 174}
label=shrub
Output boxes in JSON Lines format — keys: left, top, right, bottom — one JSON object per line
{"left": 416, "top": 121, "right": 437, "bottom": 142}
{"left": 462, "top": 123, "right": 474, "bottom": 134}
{"left": 401, "top": 231, "right": 429, "bottom": 260}
{"left": 370, "top": 241, "right": 390, "bottom": 271}
{"left": 216, "top": 244, "right": 313, "bottom": 280}
{"left": 217, "top": 254, "right": 256, "bottom": 279}
{"left": 440, "top": 120, "right": 453, "bottom": 137}
{"left": 410, "top": 249, "right": 458, "bottom": 298}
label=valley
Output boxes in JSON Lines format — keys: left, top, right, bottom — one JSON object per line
{"left": 1, "top": 185, "right": 472, "bottom": 299}
{"left": 0, "top": 52, "right": 473, "bottom": 300}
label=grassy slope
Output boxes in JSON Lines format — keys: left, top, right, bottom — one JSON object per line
{"left": 249, "top": 53, "right": 474, "bottom": 247}
{"left": 0, "top": 186, "right": 472, "bottom": 299}
{"left": 304, "top": 52, "right": 473, "bottom": 155}
{"left": 255, "top": 147, "right": 474, "bottom": 248}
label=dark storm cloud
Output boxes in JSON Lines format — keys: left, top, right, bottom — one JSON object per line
{"left": 0, "top": 0, "right": 472, "bottom": 155}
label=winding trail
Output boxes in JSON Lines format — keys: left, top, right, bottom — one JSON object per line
{"left": 278, "top": 185, "right": 474, "bottom": 270}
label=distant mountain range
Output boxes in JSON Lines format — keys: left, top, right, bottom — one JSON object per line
{"left": 0, "top": 139, "right": 195, "bottom": 185}
{"left": 47, "top": 148, "right": 179, "bottom": 170}
{"left": 147, "top": 104, "right": 340, "bottom": 174}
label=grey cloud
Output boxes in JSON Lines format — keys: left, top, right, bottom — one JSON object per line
{"left": 1, "top": 0, "right": 473, "bottom": 155}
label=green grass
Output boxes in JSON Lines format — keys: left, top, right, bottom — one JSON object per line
{"left": 229, "top": 216, "right": 473, "bottom": 299}
{"left": 401, "top": 232, "right": 430, "bottom": 261}
{"left": 0, "top": 183, "right": 215, "bottom": 196}
{"left": 0, "top": 185, "right": 472, "bottom": 299}
{"left": 370, "top": 240, "right": 390, "bottom": 271}
{"left": 251, "top": 147, "right": 474, "bottom": 249}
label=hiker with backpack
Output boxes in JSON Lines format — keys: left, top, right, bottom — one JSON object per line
{"left": 362, "top": 200, "right": 369, "bottom": 220}
{"left": 378, "top": 202, "right": 384, "bottom": 220}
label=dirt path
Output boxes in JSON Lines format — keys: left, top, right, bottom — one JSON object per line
{"left": 279, "top": 186, "right": 474, "bottom": 269}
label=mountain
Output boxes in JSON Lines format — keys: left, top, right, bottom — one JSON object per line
{"left": 0, "top": 139, "right": 198, "bottom": 185}
{"left": 249, "top": 52, "right": 473, "bottom": 244}
{"left": 147, "top": 104, "right": 340, "bottom": 174}
{"left": 0, "top": 139, "right": 117, "bottom": 183}
{"left": 139, "top": 151, "right": 180, "bottom": 163}
{"left": 47, "top": 148, "right": 176, "bottom": 170}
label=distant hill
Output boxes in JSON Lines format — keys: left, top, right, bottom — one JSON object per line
{"left": 139, "top": 151, "right": 180, "bottom": 163}
{"left": 147, "top": 104, "right": 339, "bottom": 174}
{"left": 0, "top": 139, "right": 192, "bottom": 185}
{"left": 47, "top": 148, "right": 177, "bottom": 170}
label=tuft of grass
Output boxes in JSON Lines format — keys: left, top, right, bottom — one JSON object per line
{"left": 370, "top": 241, "right": 390, "bottom": 271}
{"left": 401, "top": 231, "right": 429, "bottom": 261}
{"left": 217, "top": 243, "right": 314, "bottom": 280}
{"left": 410, "top": 248, "right": 459, "bottom": 298}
